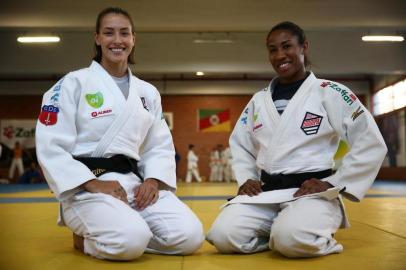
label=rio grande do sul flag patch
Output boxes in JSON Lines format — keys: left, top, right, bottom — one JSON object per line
{"left": 300, "top": 112, "right": 323, "bottom": 135}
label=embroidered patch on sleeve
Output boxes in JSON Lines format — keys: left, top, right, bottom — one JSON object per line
{"left": 240, "top": 106, "right": 249, "bottom": 125}
{"left": 39, "top": 105, "right": 59, "bottom": 126}
{"left": 301, "top": 112, "right": 323, "bottom": 135}
{"left": 351, "top": 106, "right": 364, "bottom": 121}
{"left": 38, "top": 78, "right": 64, "bottom": 126}
{"left": 140, "top": 97, "right": 149, "bottom": 111}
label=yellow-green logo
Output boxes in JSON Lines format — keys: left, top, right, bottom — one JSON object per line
{"left": 85, "top": 92, "right": 104, "bottom": 108}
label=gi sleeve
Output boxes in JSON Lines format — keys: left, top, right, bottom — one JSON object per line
{"left": 36, "top": 75, "right": 96, "bottom": 201}
{"left": 138, "top": 89, "right": 177, "bottom": 190}
{"left": 321, "top": 83, "right": 387, "bottom": 201}
{"left": 229, "top": 98, "right": 261, "bottom": 187}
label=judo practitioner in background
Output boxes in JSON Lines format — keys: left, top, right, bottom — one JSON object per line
{"left": 216, "top": 144, "right": 225, "bottom": 182}
{"left": 222, "top": 146, "right": 234, "bottom": 182}
{"left": 207, "top": 21, "right": 387, "bottom": 258}
{"left": 8, "top": 141, "right": 24, "bottom": 180}
{"left": 209, "top": 147, "right": 218, "bottom": 182}
{"left": 209, "top": 145, "right": 224, "bottom": 182}
{"left": 36, "top": 7, "right": 203, "bottom": 261}
{"left": 185, "top": 144, "right": 202, "bottom": 183}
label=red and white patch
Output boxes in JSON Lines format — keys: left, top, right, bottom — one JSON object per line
{"left": 300, "top": 112, "right": 323, "bottom": 135}
{"left": 90, "top": 108, "right": 113, "bottom": 118}
{"left": 320, "top": 81, "right": 331, "bottom": 88}
{"left": 39, "top": 105, "right": 59, "bottom": 126}
{"left": 349, "top": 93, "right": 357, "bottom": 102}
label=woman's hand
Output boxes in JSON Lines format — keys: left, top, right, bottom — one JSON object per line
{"left": 82, "top": 179, "right": 128, "bottom": 204}
{"left": 293, "top": 178, "right": 333, "bottom": 197}
{"left": 133, "top": 178, "right": 159, "bottom": 210}
{"left": 238, "top": 179, "right": 262, "bottom": 196}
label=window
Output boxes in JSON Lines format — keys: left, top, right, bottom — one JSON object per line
{"left": 373, "top": 79, "right": 406, "bottom": 116}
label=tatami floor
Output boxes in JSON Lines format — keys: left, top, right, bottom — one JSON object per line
{"left": 1, "top": 180, "right": 406, "bottom": 270}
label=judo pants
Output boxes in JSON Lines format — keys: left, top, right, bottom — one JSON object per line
{"left": 209, "top": 164, "right": 223, "bottom": 182}
{"left": 223, "top": 163, "right": 233, "bottom": 182}
{"left": 9, "top": 158, "right": 24, "bottom": 179}
{"left": 186, "top": 166, "right": 201, "bottom": 183}
{"left": 62, "top": 190, "right": 204, "bottom": 260}
{"left": 207, "top": 196, "right": 343, "bottom": 257}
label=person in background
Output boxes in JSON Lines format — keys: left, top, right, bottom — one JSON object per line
{"left": 36, "top": 7, "right": 203, "bottom": 261}
{"left": 174, "top": 146, "right": 181, "bottom": 180}
{"left": 207, "top": 21, "right": 387, "bottom": 258}
{"left": 222, "top": 146, "right": 234, "bottom": 182}
{"left": 185, "top": 144, "right": 202, "bottom": 183}
{"left": 209, "top": 147, "right": 218, "bottom": 182}
{"left": 19, "top": 161, "right": 44, "bottom": 184}
{"left": 215, "top": 144, "right": 225, "bottom": 182}
{"left": 8, "top": 141, "right": 24, "bottom": 180}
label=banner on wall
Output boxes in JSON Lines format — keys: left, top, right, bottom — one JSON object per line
{"left": 0, "top": 119, "right": 37, "bottom": 149}
{"left": 198, "top": 109, "right": 230, "bottom": 132}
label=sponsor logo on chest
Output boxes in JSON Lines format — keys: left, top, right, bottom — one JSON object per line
{"left": 301, "top": 112, "right": 323, "bottom": 135}
{"left": 85, "top": 92, "right": 104, "bottom": 108}
{"left": 90, "top": 108, "right": 113, "bottom": 118}
{"left": 253, "top": 113, "right": 263, "bottom": 131}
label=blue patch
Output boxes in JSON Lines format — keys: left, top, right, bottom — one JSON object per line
{"left": 240, "top": 116, "right": 248, "bottom": 125}
{"left": 42, "top": 105, "right": 59, "bottom": 113}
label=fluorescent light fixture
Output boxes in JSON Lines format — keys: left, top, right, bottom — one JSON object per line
{"left": 17, "top": 36, "right": 60, "bottom": 43}
{"left": 362, "top": 35, "right": 404, "bottom": 42}
{"left": 196, "top": 71, "right": 205, "bottom": 76}
{"left": 193, "top": 39, "right": 234, "bottom": 44}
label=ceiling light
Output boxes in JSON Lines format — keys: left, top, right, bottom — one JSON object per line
{"left": 193, "top": 38, "right": 234, "bottom": 44}
{"left": 362, "top": 35, "right": 404, "bottom": 42}
{"left": 17, "top": 36, "right": 61, "bottom": 43}
{"left": 196, "top": 71, "right": 205, "bottom": 76}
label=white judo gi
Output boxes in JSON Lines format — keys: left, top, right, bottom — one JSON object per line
{"left": 185, "top": 150, "right": 201, "bottom": 183}
{"left": 222, "top": 147, "right": 234, "bottom": 182}
{"left": 207, "top": 72, "right": 387, "bottom": 257}
{"left": 209, "top": 150, "right": 223, "bottom": 182}
{"left": 36, "top": 61, "right": 204, "bottom": 260}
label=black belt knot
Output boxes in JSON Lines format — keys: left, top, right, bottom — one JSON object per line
{"left": 73, "top": 154, "right": 142, "bottom": 179}
{"left": 260, "top": 169, "right": 332, "bottom": 191}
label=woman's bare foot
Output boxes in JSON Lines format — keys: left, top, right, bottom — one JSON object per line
{"left": 73, "top": 233, "right": 84, "bottom": 253}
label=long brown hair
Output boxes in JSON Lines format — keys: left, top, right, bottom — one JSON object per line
{"left": 93, "top": 7, "right": 136, "bottom": 64}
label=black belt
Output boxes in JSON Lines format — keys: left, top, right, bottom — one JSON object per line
{"left": 260, "top": 169, "right": 332, "bottom": 191}
{"left": 74, "top": 154, "right": 142, "bottom": 179}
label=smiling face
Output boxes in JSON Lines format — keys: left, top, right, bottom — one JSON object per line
{"left": 95, "top": 13, "right": 135, "bottom": 68}
{"left": 266, "top": 29, "right": 308, "bottom": 84}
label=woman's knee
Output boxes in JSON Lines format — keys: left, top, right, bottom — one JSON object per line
{"left": 88, "top": 223, "right": 152, "bottom": 260}
{"left": 207, "top": 217, "right": 249, "bottom": 253}
{"left": 270, "top": 219, "right": 325, "bottom": 258}
{"left": 164, "top": 218, "right": 205, "bottom": 255}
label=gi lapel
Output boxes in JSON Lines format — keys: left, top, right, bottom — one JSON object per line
{"left": 89, "top": 62, "right": 143, "bottom": 157}
{"left": 264, "top": 73, "right": 318, "bottom": 164}
{"left": 263, "top": 81, "right": 281, "bottom": 126}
